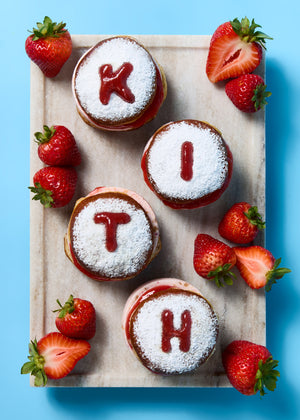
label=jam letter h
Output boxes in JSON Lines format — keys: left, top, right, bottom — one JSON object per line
{"left": 161, "top": 309, "right": 192, "bottom": 352}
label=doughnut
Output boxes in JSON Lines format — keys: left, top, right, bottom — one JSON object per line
{"left": 64, "top": 187, "right": 161, "bottom": 281}
{"left": 141, "top": 120, "right": 233, "bottom": 209}
{"left": 122, "top": 278, "right": 219, "bottom": 375}
{"left": 72, "top": 36, "right": 167, "bottom": 131}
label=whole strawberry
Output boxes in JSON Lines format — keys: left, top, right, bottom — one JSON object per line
{"left": 234, "top": 245, "right": 291, "bottom": 291}
{"left": 35, "top": 125, "right": 81, "bottom": 166}
{"left": 21, "top": 332, "right": 90, "bottom": 386}
{"left": 193, "top": 233, "right": 236, "bottom": 287}
{"left": 225, "top": 74, "right": 271, "bottom": 113}
{"left": 54, "top": 295, "right": 96, "bottom": 340}
{"left": 222, "top": 340, "right": 280, "bottom": 396}
{"left": 25, "top": 16, "right": 72, "bottom": 78}
{"left": 29, "top": 166, "right": 77, "bottom": 208}
{"left": 206, "top": 17, "right": 272, "bottom": 83}
{"left": 219, "top": 202, "right": 265, "bottom": 244}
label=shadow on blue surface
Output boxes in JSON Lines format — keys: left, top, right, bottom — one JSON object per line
{"left": 44, "top": 59, "right": 299, "bottom": 420}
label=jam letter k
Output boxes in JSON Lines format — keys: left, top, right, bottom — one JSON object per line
{"left": 94, "top": 212, "right": 131, "bottom": 252}
{"left": 99, "top": 62, "right": 135, "bottom": 105}
{"left": 161, "top": 309, "right": 192, "bottom": 352}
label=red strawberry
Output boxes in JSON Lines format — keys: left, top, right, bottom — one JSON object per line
{"left": 25, "top": 16, "right": 72, "bottom": 78}
{"left": 54, "top": 295, "right": 96, "bottom": 340}
{"left": 29, "top": 166, "right": 77, "bottom": 208}
{"left": 222, "top": 340, "right": 279, "bottom": 396}
{"left": 218, "top": 202, "right": 265, "bottom": 244}
{"left": 21, "top": 332, "right": 90, "bottom": 386}
{"left": 35, "top": 125, "right": 81, "bottom": 166}
{"left": 225, "top": 74, "right": 271, "bottom": 113}
{"left": 193, "top": 234, "right": 236, "bottom": 287}
{"left": 206, "top": 17, "right": 272, "bottom": 83}
{"left": 234, "top": 246, "right": 291, "bottom": 291}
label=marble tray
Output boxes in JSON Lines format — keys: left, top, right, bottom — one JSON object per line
{"left": 30, "top": 35, "right": 266, "bottom": 387}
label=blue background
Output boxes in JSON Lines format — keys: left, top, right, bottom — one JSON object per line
{"left": 2, "top": 0, "right": 299, "bottom": 418}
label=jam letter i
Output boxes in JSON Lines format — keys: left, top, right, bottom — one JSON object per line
{"left": 161, "top": 309, "right": 192, "bottom": 352}
{"left": 181, "top": 141, "right": 194, "bottom": 181}
{"left": 94, "top": 212, "right": 131, "bottom": 252}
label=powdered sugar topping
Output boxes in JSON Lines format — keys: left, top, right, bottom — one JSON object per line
{"left": 147, "top": 121, "right": 228, "bottom": 200}
{"left": 74, "top": 37, "right": 156, "bottom": 123}
{"left": 72, "top": 197, "right": 153, "bottom": 278}
{"left": 132, "top": 292, "right": 218, "bottom": 374}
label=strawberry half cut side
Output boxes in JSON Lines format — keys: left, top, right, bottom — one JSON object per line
{"left": 206, "top": 17, "right": 273, "bottom": 83}
{"left": 234, "top": 246, "right": 291, "bottom": 291}
{"left": 21, "top": 332, "right": 91, "bottom": 386}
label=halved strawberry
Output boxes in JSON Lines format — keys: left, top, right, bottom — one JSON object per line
{"left": 193, "top": 233, "right": 236, "bottom": 287}
{"left": 234, "top": 246, "right": 291, "bottom": 291}
{"left": 21, "top": 332, "right": 90, "bottom": 386}
{"left": 206, "top": 17, "right": 272, "bottom": 83}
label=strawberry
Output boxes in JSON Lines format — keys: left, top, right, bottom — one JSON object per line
{"left": 193, "top": 234, "right": 236, "bottom": 287}
{"left": 54, "top": 295, "right": 96, "bottom": 340}
{"left": 21, "top": 332, "right": 90, "bottom": 386}
{"left": 222, "top": 340, "right": 279, "bottom": 396}
{"left": 35, "top": 125, "right": 81, "bottom": 167}
{"left": 29, "top": 166, "right": 77, "bottom": 208}
{"left": 234, "top": 246, "right": 291, "bottom": 291}
{"left": 225, "top": 74, "right": 271, "bottom": 113}
{"left": 25, "top": 16, "right": 72, "bottom": 78}
{"left": 218, "top": 202, "right": 265, "bottom": 244}
{"left": 206, "top": 17, "right": 272, "bottom": 83}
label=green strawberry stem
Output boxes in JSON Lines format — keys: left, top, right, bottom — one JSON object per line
{"left": 207, "top": 263, "right": 236, "bottom": 288}
{"left": 254, "top": 357, "right": 280, "bottom": 396}
{"left": 34, "top": 125, "right": 56, "bottom": 145}
{"left": 230, "top": 17, "right": 273, "bottom": 49}
{"left": 29, "top": 16, "right": 67, "bottom": 41}
{"left": 28, "top": 182, "right": 54, "bottom": 208}
{"left": 252, "top": 84, "right": 272, "bottom": 111}
{"left": 21, "top": 339, "right": 48, "bottom": 387}
{"left": 265, "top": 258, "right": 291, "bottom": 292}
{"left": 244, "top": 206, "right": 266, "bottom": 230}
{"left": 53, "top": 295, "right": 75, "bottom": 318}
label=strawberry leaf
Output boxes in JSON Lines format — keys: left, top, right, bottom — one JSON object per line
{"left": 251, "top": 84, "right": 272, "bottom": 111}
{"left": 34, "top": 125, "right": 56, "bottom": 145}
{"left": 254, "top": 357, "right": 280, "bottom": 396}
{"left": 265, "top": 258, "right": 291, "bottom": 292}
{"left": 53, "top": 295, "right": 75, "bottom": 318}
{"left": 29, "top": 16, "right": 67, "bottom": 41}
{"left": 207, "top": 263, "right": 236, "bottom": 288}
{"left": 28, "top": 182, "right": 54, "bottom": 208}
{"left": 230, "top": 17, "right": 273, "bottom": 49}
{"left": 244, "top": 206, "right": 266, "bottom": 229}
{"left": 21, "top": 339, "right": 48, "bottom": 387}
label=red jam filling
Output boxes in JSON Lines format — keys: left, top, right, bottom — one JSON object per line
{"left": 180, "top": 141, "right": 194, "bottom": 181}
{"left": 94, "top": 212, "right": 131, "bottom": 252}
{"left": 125, "top": 284, "right": 172, "bottom": 343}
{"left": 99, "top": 62, "right": 135, "bottom": 105}
{"left": 161, "top": 309, "right": 192, "bottom": 352}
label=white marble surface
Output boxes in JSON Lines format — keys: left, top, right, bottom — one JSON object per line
{"left": 30, "top": 35, "right": 266, "bottom": 387}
